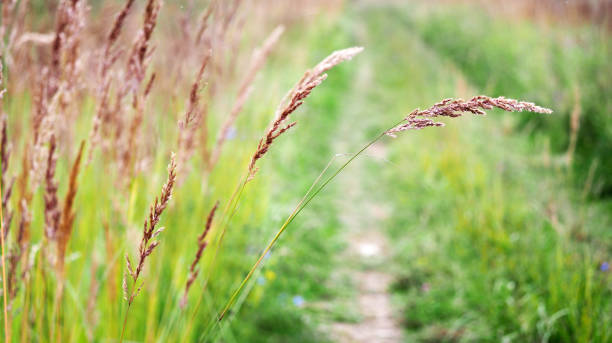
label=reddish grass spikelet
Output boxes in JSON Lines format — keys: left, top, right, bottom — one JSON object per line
{"left": 53, "top": 139, "right": 85, "bottom": 341}
{"left": 57, "top": 141, "right": 85, "bottom": 273}
{"left": 30, "top": 68, "right": 59, "bottom": 191}
{"left": 195, "top": 0, "right": 217, "bottom": 45}
{"left": 15, "top": 144, "right": 32, "bottom": 254}
{"left": 385, "top": 117, "right": 444, "bottom": 137}
{"left": 127, "top": 0, "right": 161, "bottom": 91}
{"left": 7, "top": 198, "right": 29, "bottom": 305}
{"left": 177, "top": 51, "right": 211, "bottom": 179}
{"left": 48, "top": 0, "right": 87, "bottom": 145}
{"left": 106, "top": 0, "right": 136, "bottom": 62}
{"left": 124, "top": 153, "right": 176, "bottom": 305}
{"left": 0, "top": 66, "right": 10, "bottom": 337}
{"left": 44, "top": 136, "right": 60, "bottom": 241}
{"left": 182, "top": 54, "right": 210, "bottom": 129}
{"left": 1, "top": 115, "right": 14, "bottom": 237}
{"left": 5, "top": 102, "right": 32, "bottom": 309}
{"left": 143, "top": 72, "right": 156, "bottom": 98}
{"left": 115, "top": 0, "right": 162, "bottom": 185}
{"left": 180, "top": 201, "right": 219, "bottom": 309}
{"left": 248, "top": 46, "right": 363, "bottom": 179}
{"left": 386, "top": 95, "right": 553, "bottom": 137}
{"left": 0, "top": 0, "right": 17, "bottom": 50}
{"left": 89, "top": 0, "right": 136, "bottom": 162}
{"left": 50, "top": 0, "right": 82, "bottom": 92}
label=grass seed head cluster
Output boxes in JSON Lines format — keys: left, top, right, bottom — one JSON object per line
{"left": 0, "top": 0, "right": 552, "bottom": 341}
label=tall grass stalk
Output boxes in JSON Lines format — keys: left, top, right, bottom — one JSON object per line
{"left": 216, "top": 125, "right": 398, "bottom": 323}
{"left": 190, "top": 154, "right": 341, "bottom": 341}
{"left": 1, "top": 180, "right": 9, "bottom": 341}
{"left": 184, "top": 47, "right": 365, "bottom": 338}
{"left": 182, "top": 174, "right": 249, "bottom": 338}
{"left": 120, "top": 154, "right": 177, "bottom": 343}
{"left": 217, "top": 95, "right": 552, "bottom": 325}
{"left": 203, "top": 153, "right": 343, "bottom": 340}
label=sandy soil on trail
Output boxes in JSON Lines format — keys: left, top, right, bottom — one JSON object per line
{"left": 322, "top": 40, "right": 402, "bottom": 339}
{"left": 332, "top": 229, "right": 402, "bottom": 343}
{"left": 330, "top": 139, "right": 402, "bottom": 342}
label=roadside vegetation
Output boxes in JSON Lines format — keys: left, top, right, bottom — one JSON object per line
{"left": 0, "top": 1, "right": 609, "bottom": 342}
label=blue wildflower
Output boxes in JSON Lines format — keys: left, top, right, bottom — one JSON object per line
{"left": 292, "top": 295, "right": 305, "bottom": 307}
{"left": 227, "top": 126, "right": 237, "bottom": 140}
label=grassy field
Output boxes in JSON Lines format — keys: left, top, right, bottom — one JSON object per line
{"left": 1, "top": 0, "right": 611, "bottom": 342}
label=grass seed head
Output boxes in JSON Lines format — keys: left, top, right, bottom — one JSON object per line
{"left": 125, "top": 153, "right": 176, "bottom": 305}
{"left": 57, "top": 141, "right": 85, "bottom": 273}
{"left": 180, "top": 200, "right": 219, "bottom": 309}
{"left": 248, "top": 46, "right": 363, "bottom": 180}
{"left": 386, "top": 95, "right": 553, "bottom": 137}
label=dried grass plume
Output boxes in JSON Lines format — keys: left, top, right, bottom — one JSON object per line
{"left": 248, "top": 46, "right": 364, "bottom": 179}
{"left": 386, "top": 95, "right": 552, "bottom": 137}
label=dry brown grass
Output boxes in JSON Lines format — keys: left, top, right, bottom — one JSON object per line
{"left": 57, "top": 141, "right": 84, "bottom": 275}
{"left": 180, "top": 201, "right": 219, "bottom": 309}
{"left": 387, "top": 96, "right": 553, "bottom": 136}
{"left": 124, "top": 153, "right": 176, "bottom": 305}
{"left": 122, "top": 153, "right": 176, "bottom": 341}
{"left": 1, "top": 1, "right": 351, "bottom": 340}
{"left": 0, "top": 1, "right": 555, "bottom": 341}
{"left": 208, "top": 25, "right": 285, "bottom": 171}
{"left": 248, "top": 46, "right": 364, "bottom": 180}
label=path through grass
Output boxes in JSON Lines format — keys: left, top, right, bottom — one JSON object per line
{"left": 311, "top": 2, "right": 611, "bottom": 341}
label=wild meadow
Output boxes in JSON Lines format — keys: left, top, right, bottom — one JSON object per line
{"left": 0, "top": 0, "right": 610, "bottom": 342}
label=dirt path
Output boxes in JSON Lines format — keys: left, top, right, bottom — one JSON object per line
{"left": 328, "top": 111, "right": 403, "bottom": 342}
{"left": 331, "top": 228, "right": 402, "bottom": 343}
{"left": 320, "top": 3, "right": 477, "bottom": 340}
{"left": 318, "top": 9, "right": 410, "bottom": 338}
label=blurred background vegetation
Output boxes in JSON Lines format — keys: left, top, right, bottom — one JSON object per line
{"left": 1, "top": 0, "right": 611, "bottom": 342}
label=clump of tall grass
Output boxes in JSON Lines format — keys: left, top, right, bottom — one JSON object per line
{"left": 208, "top": 25, "right": 285, "bottom": 172}
{"left": 122, "top": 153, "right": 176, "bottom": 341}
{"left": 248, "top": 46, "right": 364, "bottom": 179}
{"left": 176, "top": 46, "right": 366, "bottom": 337}
{"left": 410, "top": 5, "right": 611, "bottom": 196}
{"left": 180, "top": 201, "right": 218, "bottom": 309}
{"left": 386, "top": 96, "right": 552, "bottom": 136}
{"left": 0, "top": 58, "right": 10, "bottom": 341}
{"left": 0, "top": 0, "right": 553, "bottom": 341}
{"left": 218, "top": 94, "right": 551, "bottom": 323}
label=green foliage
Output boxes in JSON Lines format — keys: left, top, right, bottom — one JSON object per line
{"left": 408, "top": 6, "right": 612, "bottom": 197}
{"left": 386, "top": 134, "right": 612, "bottom": 341}
{"left": 342, "top": 5, "right": 612, "bottom": 341}
{"left": 3, "top": 2, "right": 610, "bottom": 342}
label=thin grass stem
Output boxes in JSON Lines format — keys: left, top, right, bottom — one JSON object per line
{"left": 183, "top": 174, "right": 249, "bottom": 338}
{"left": 119, "top": 303, "right": 131, "bottom": 343}
{"left": 0, "top": 180, "right": 9, "bottom": 342}
{"left": 200, "top": 154, "right": 341, "bottom": 341}
{"left": 215, "top": 119, "right": 404, "bottom": 323}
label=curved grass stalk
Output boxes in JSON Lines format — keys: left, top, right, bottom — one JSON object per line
{"left": 211, "top": 265, "right": 262, "bottom": 341}
{"left": 181, "top": 173, "right": 249, "bottom": 339}
{"left": 1, "top": 180, "right": 9, "bottom": 342}
{"left": 214, "top": 95, "right": 553, "bottom": 331}
{"left": 188, "top": 155, "right": 331, "bottom": 340}
{"left": 215, "top": 121, "right": 403, "bottom": 326}
{"left": 197, "top": 153, "right": 343, "bottom": 341}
